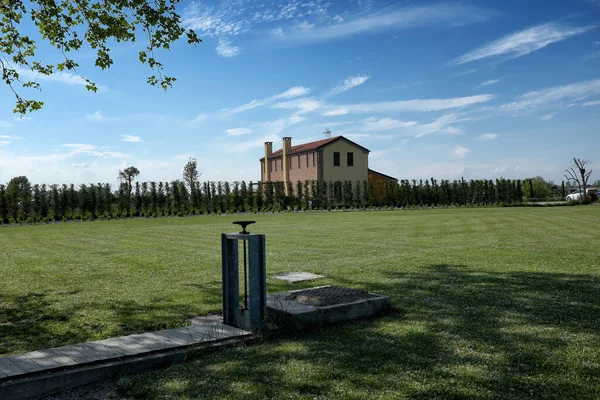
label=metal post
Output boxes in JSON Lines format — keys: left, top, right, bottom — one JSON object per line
{"left": 221, "top": 221, "right": 266, "bottom": 330}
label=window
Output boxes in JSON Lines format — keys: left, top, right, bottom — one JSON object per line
{"left": 298, "top": 155, "right": 301, "bottom": 169}
{"left": 273, "top": 159, "right": 277, "bottom": 172}
{"left": 333, "top": 152, "right": 340, "bottom": 166}
{"left": 312, "top": 152, "right": 315, "bottom": 166}
{"left": 306, "top": 154, "right": 309, "bottom": 168}
{"left": 347, "top": 152, "right": 354, "bottom": 167}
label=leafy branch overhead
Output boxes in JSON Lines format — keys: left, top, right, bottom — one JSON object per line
{"left": 0, "top": 0, "right": 201, "bottom": 114}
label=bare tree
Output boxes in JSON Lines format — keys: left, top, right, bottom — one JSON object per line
{"left": 183, "top": 158, "right": 201, "bottom": 191}
{"left": 564, "top": 158, "right": 592, "bottom": 202}
{"left": 118, "top": 166, "right": 140, "bottom": 213}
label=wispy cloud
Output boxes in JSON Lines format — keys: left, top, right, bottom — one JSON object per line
{"left": 327, "top": 75, "right": 370, "bottom": 96}
{"left": 261, "top": 115, "right": 305, "bottom": 136}
{"left": 226, "top": 128, "right": 253, "bottom": 136}
{"left": 15, "top": 66, "right": 89, "bottom": 86}
{"left": 360, "top": 117, "right": 418, "bottom": 132}
{"left": 271, "top": 98, "right": 321, "bottom": 114}
{"left": 583, "top": 100, "right": 600, "bottom": 106}
{"left": 452, "top": 69, "right": 478, "bottom": 77}
{"left": 453, "top": 145, "right": 470, "bottom": 158}
{"left": 224, "top": 86, "right": 310, "bottom": 115}
{"left": 477, "top": 79, "right": 501, "bottom": 87}
{"left": 322, "top": 94, "right": 494, "bottom": 116}
{"left": 121, "top": 135, "right": 143, "bottom": 143}
{"left": 499, "top": 79, "right": 600, "bottom": 112}
{"left": 84, "top": 110, "right": 105, "bottom": 122}
{"left": 0, "top": 121, "right": 15, "bottom": 129}
{"left": 0, "top": 141, "right": 11, "bottom": 146}
{"left": 412, "top": 113, "right": 470, "bottom": 138}
{"left": 0, "top": 134, "right": 19, "bottom": 139}
{"left": 479, "top": 133, "right": 497, "bottom": 140}
{"left": 540, "top": 112, "right": 557, "bottom": 121}
{"left": 451, "top": 22, "right": 596, "bottom": 65}
{"left": 273, "top": 4, "right": 496, "bottom": 42}
{"left": 216, "top": 38, "right": 242, "bottom": 57}
{"left": 190, "top": 114, "right": 207, "bottom": 124}
{"left": 62, "top": 143, "right": 128, "bottom": 158}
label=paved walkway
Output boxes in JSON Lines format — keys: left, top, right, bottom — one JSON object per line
{"left": 0, "top": 319, "right": 250, "bottom": 381}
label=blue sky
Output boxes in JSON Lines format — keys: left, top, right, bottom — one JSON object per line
{"left": 1, "top": 0, "right": 599, "bottom": 186}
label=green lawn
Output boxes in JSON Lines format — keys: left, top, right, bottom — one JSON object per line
{"left": 2, "top": 206, "right": 600, "bottom": 399}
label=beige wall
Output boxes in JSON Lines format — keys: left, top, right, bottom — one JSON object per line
{"left": 322, "top": 140, "right": 368, "bottom": 182}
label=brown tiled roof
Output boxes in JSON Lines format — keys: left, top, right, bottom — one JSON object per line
{"left": 260, "top": 136, "right": 370, "bottom": 160}
{"left": 368, "top": 169, "right": 398, "bottom": 181}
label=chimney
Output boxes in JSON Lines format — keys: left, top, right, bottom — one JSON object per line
{"left": 282, "top": 137, "right": 292, "bottom": 194}
{"left": 264, "top": 142, "right": 273, "bottom": 182}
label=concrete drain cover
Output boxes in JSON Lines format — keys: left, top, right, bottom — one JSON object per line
{"left": 273, "top": 272, "right": 324, "bottom": 283}
{"left": 267, "top": 285, "right": 391, "bottom": 330}
{"left": 288, "top": 286, "right": 377, "bottom": 306}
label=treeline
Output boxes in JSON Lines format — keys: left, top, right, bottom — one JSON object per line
{"left": 0, "top": 176, "right": 525, "bottom": 224}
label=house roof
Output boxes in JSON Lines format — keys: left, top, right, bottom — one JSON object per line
{"left": 260, "top": 136, "right": 370, "bottom": 160}
{"left": 368, "top": 169, "right": 398, "bottom": 182}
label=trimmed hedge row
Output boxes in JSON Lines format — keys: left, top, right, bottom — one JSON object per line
{"left": 0, "top": 176, "right": 524, "bottom": 223}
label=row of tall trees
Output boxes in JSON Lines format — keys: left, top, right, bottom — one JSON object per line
{"left": 0, "top": 176, "right": 528, "bottom": 224}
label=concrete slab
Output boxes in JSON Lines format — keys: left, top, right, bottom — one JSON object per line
{"left": 0, "top": 358, "right": 25, "bottom": 377}
{"left": 0, "top": 320, "right": 252, "bottom": 400}
{"left": 272, "top": 272, "right": 324, "bottom": 283}
{"left": 39, "top": 349, "right": 78, "bottom": 367}
{"left": 267, "top": 285, "right": 390, "bottom": 330}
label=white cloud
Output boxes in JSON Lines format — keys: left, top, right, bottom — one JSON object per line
{"left": 275, "top": 86, "right": 311, "bottom": 99}
{"left": 216, "top": 38, "right": 242, "bottom": 57}
{"left": 84, "top": 110, "right": 105, "bottom": 122}
{"left": 273, "top": 4, "right": 495, "bottom": 42}
{"left": 412, "top": 113, "right": 470, "bottom": 138}
{"left": 14, "top": 66, "right": 89, "bottom": 86}
{"left": 121, "top": 135, "right": 143, "bottom": 143}
{"left": 0, "top": 141, "right": 10, "bottom": 146}
{"left": 328, "top": 75, "right": 370, "bottom": 96}
{"left": 323, "top": 94, "right": 494, "bottom": 115}
{"left": 224, "top": 86, "right": 311, "bottom": 115}
{"left": 540, "top": 113, "right": 557, "bottom": 121}
{"left": 322, "top": 108, "right": 349, "bottom": 116}
{"left": 0, "top": 135, "right": 19, "bottom": 139}
{"left": 72, "top": 162, "right": 89, "bottom": 169}
{"left": 261, "top": 115, "right": 305, "bottom": 136}
{"left": 477, "top": 79, "right": 501, "bottom": 87}
{"left": 0, "top": 121, "right": 15, "bottom": 129}
{"left": 479, "top": 133, "right": 497, "bottom": 141}
{"left": 451, "top": 22, "right": 596, "bottom": 65}
{"left": 226, "top": 128, "right": 253, "bottom": 136}
{"left": 271, "top": 98, "right": 321, "bottom": 114}
{"left": 452, "top": 69, "right": 478, "bottom": 77}
{"left": 190, "top": 114, "right": 207, "bottom": 124}
{"left": 360, "top": 117, "right": 418, "bottom": 132}
{"left": 453, "top": 145, "right": 470, "bottom": 158}
{"left": 583, "top": 100, "right": 600, "bottom": 106}
{"left": 499, "top": 79, "right": 600, "bottom": 112}
{"left": 62, "top": 143, "right": 128, "bottom": 158}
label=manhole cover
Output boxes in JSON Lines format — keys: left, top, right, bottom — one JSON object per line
{"left": 287, "top": 286, "right": 377, "bottom": 306}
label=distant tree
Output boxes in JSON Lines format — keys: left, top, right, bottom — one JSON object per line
{"left": 564, "top": 158, "right": 593, "bottom": 202}
{"left": 525, "top": 176, "right": 553, "bottom": 200}
{"left": 591, "top": 179, "right": 600, "bottom": 188}
{"left": 182, "top": 158, "right": 200, "bottom": 191}
{"left": 118, "top": 166, "right": 140, "bottom": 213}
{"left": 6, "top": 176, "right": 32, "bottom": 221}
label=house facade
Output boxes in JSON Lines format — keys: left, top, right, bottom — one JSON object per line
{"left": 260, "top": 136, "right": 395, "bottom": 188}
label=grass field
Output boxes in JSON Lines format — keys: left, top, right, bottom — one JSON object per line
{"left": 2, "top": 206, "right": 600, "bottom": 399}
